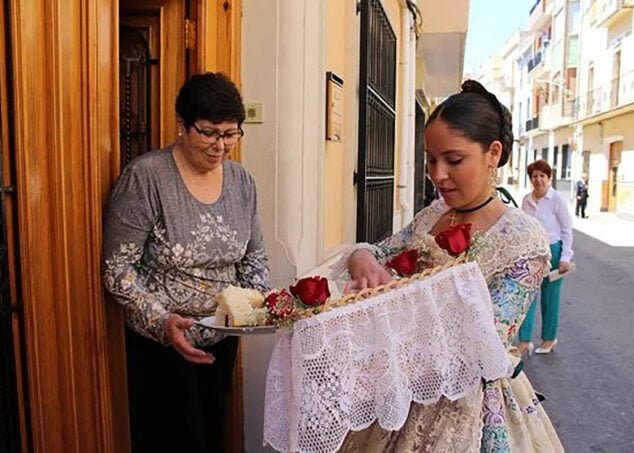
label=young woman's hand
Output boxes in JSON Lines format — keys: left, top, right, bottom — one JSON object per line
{"left": 345, "top": 249, "right": 392, "bottom": 293}
{"left": 164, "top": 314, "right": 215, "bottom": 365}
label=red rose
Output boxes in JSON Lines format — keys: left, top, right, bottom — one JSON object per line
{"left": 264, "top": 289, "right": 295, "bottom": 319}
{"left": 289, "top": 276, "right": 330, "bottom": 307}
{"left": 386, "top": 249, "right": 419, "bottom": 276}
{"left": 435, "top": 223, "right": 472, "bottom": 256}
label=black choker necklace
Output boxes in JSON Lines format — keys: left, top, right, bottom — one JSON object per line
{"left": 455, "top": 196, "right": 495, "bottom": 213}
{"left": 450, "top": 196, "right": 495, "bottom": 226}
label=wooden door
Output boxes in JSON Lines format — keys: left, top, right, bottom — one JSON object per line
{"left": 607, "top": 141, "right": 622, "bottom": 212}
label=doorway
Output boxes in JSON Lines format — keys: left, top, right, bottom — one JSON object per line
{"left": 606, "top": 141, "right": 622, "bottom": 212}
{"left": 0, "top": 0, "right": 29, "bottom": 451}
{"left": 119, "top": 0, "right": 188, "bottom": 166}
{"left": 414, "top": 102, "right": 430, "bottom": 212}
{"left": 117, "top": 2, "right": 244, "bottom": 451}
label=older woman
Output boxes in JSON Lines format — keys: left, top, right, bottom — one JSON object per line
{"left": 517, "top": 159, "right": 573, "bottom": 355}
{"left": 102, "top": 72, "right": 270, "bottom": 452}
{"left": 340, "top": 81, "right": 563, "bottom": 452}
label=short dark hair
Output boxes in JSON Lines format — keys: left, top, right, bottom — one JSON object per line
{"left": 527, "top": 159, "right": 552, "bottom": 178}
{"left": 426, "top": 80, "right": 513, "bottom": 168}
{"left": 175, "top": 72, "right": 245, "bottom": 128}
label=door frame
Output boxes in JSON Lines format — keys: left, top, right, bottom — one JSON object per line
{"left": 607, "top": 140, "right": 623, "bottom": 212}
{"left": 0, "top": 0, "right": 30, "bottom": 450}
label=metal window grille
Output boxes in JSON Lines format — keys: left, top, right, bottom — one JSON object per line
{"left": 357, "top": 0, "right": 396, "bottom": 243}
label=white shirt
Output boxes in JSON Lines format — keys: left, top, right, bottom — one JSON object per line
{"left": 521, "top": 187, "right": 574, "bottom": 262}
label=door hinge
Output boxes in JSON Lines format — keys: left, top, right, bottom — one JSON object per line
{"left": 185, "top": 18, "right": 196, "bottom": 50}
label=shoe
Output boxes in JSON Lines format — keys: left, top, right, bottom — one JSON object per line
{"left": 512, "top": 341, "right": 534, "bottom": 357}
{"left": 535, "top": 339, "right": 557, "bottom": 354}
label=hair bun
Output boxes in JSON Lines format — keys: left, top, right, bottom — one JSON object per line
{"left": 460, "top": 79, "right": 488, "bottom": 96}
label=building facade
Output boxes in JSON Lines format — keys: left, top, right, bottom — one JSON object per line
{"left": 522, "top": 0, "right": 580, "bottom": 195}
{"left": 479, "top": 0, "right": 633, "bottom": 218}
{"left": 574, "top": 0, "right": 634, "bottom": 217}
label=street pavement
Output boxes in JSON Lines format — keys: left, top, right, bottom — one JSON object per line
{"left": 521, "top": 216, "right": 634, "bottom": 452}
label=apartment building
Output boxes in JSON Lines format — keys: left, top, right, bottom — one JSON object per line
{"left": 478, "top": 0, "right": 633, "bottom": 218}
{"left": 475, "top": 31, "right": 523, "bottom": 190}
{"left": 520, "top": 0, "right": 581, "bottom": 195}
{"left": 573, "top": 0, "right": 634, "bottom": 218}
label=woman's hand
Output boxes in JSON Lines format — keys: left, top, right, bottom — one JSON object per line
{"left": 558, "top": 261, "right": 571, "bottom": 274}
{"left": 164, "top": 314, "right": 215, "bottom": 365}
{"left": 344, "top": 249, "right": 393, "bottom": 293}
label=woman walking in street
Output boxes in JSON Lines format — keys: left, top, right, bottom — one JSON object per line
{"left": 517, "top": 159, "right": 573, "bottom": 355}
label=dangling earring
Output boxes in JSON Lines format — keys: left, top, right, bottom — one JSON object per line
{"left": 489, "top": 167, "right": 498, "bottom": 193}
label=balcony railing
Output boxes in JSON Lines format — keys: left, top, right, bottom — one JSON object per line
{"left": 577, "top": 70, "right": 634, "bottom": 118}
{"left": 529, "top": 0, "right": 553, "bottom": 30}
{"left": 538, "top": 100, "right": 570, "bottom": 128}
{"left": 527, "top": 51, "right": 543, "bottom": 73}
{"left": 562, "top": 99, "right": 577, "bottom": 118}
{"left": 526, "top": 115, "right": 540, "bottom": 131}
{"left": 595, "top": 0, "right": 634, "bottom": 27}
{"left": 530, "top": 0, "right": 541, "bottom": 15}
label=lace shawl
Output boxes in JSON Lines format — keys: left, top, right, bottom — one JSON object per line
{"left": 331, "top": 200, "right": 551, "bottom": 346}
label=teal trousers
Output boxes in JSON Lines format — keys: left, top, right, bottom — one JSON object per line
{"left": 518, "top": 241, "right": 563, "bottom": 342}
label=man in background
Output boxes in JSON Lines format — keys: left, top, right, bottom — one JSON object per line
{"left": 575, "top": 173, "right": 589, "bottom": 218}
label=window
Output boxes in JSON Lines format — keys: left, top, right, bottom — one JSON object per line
{"left": 561, "top": 144, "right": 571, "bottom": 179}
{"left": 566, "top": 35, "right": 579, "bottom": 67}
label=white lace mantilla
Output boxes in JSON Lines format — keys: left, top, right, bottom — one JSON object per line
{"left": 263, "top": 262, "right": 513, "bottom": 453}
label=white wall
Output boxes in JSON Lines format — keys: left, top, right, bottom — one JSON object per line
{"left": 240, "top": 0, "right": 327, "bottom": 450}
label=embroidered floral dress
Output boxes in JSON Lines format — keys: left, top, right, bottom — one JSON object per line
{"left": 102, "top": 148, "right": 270, "bottom": 346}
{"left": 340, "top": 200, "right": 564, "bottom": 452}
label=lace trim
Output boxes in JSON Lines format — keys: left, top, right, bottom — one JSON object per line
{"left": 264, "top": 262, "right": 512, "bottom": 453}
{"left": 411, "top": 200, "right": 550, "bottom": 281}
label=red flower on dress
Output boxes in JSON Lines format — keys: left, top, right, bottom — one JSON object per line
{"left": 289, "top": 276, "right": 330, "bottom": 307}
{"left": 386, "top": 249, "right": 419, "bottom": 276}
{"left": 435, "top": 223, "right": 472, "bottom": 256}
{"left": 264, "top": 289, "right": 295, "bottom": 319}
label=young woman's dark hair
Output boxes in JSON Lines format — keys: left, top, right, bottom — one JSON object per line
{"left": 527, "top": 159, "right": 553, "bottom": 178}
{"left": 426, "top": 79, "right": 513, "bottom": 167}
{"left": 175, "top": 72, "right": 245, "bottom": 128}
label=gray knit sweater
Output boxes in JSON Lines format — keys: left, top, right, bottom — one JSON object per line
{"left": 102, "top": 147, "right": 270, "bottom": 346}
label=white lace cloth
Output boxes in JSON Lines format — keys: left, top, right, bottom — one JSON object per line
{"left": 263, "top": 262, "right": 513, "bottom": 453}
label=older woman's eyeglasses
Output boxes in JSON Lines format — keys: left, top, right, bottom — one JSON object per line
{"left": 191, "top": 124, "right": 244, "bottom": 146}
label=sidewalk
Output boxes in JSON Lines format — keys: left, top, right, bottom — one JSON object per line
{"left": 571, "top": 211, "right": 634, "bottom": 247}
{"left": 501, "top": 185, "right": 634, "bottom": 248}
